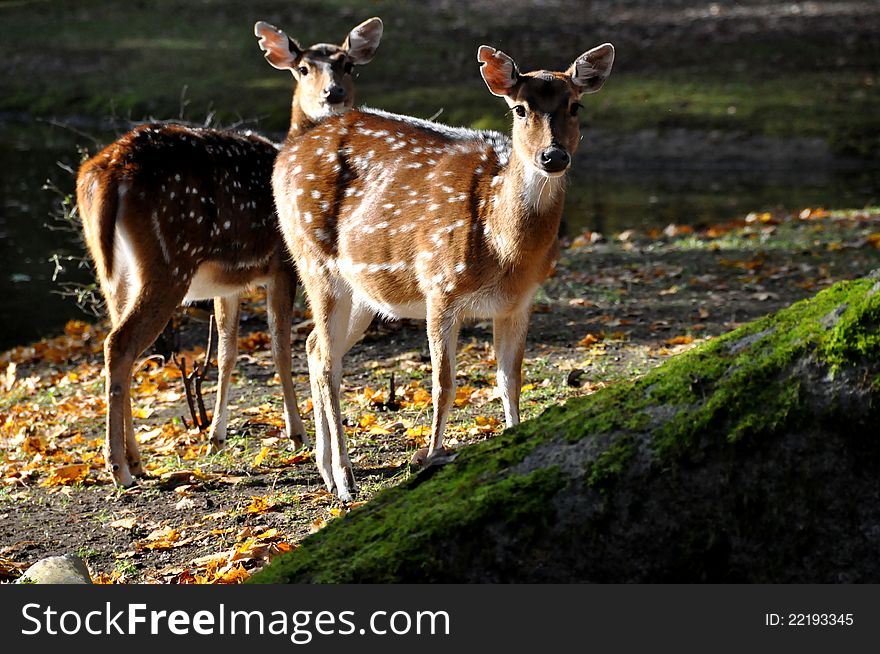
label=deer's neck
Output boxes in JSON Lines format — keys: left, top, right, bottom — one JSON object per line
{"left": 287, "top": 91, "right": 319, "bottom": 140}
{"left": 486, "top": 154, "right": 566, "bottom": 267}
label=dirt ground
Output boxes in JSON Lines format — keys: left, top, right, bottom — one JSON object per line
{"left": 2, "top": 208, "right": 879, "bottom": 583}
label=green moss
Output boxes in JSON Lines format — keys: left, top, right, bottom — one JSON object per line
{"left": 251, "top": 465, "right": 565, "bottom": 583}
{"left": 822, "top": 281, "right": 880, "bottom": 368}
{"left": 252, "top": 276, "right": 880, "bottom": 583}
{"left": 586, "top": 436, "right": 636, "bottom": 489}
{"left": 549, "top": 277, "right": 877, "bottom": 464}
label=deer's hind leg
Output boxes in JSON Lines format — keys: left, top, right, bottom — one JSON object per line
{"left": 104, "top": 279, "right": 187, "bottom": 486}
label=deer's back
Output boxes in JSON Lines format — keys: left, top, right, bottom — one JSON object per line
{"left": 79, "top": 124, "right": 288, "bottom": 286}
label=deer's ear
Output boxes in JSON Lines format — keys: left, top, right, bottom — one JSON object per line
{"left": 477, "top": 45, "right": 520, "bottom": 97}
{"left": 254, "top": 21, "right": 303, "bottom": 71}
{"left": 568, "top": 43, "right": 615, "bottom": 95}
{"left": 343, "top": 17, "right": 383, "bottom": 65}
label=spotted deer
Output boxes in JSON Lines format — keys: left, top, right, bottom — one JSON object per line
{"left": 273, "top": 42, "right": 615, "bottom": 500}
{"left": 75, "top": 17, "right": 383, "bottom": 487}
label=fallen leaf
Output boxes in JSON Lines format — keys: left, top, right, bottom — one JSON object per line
{"left": 468, "top": 415, "right": 502, "bottom": 435}
{"left": 253, "top": 446, "right": 270, "bottom": 466}
{"left": 41, "top": 464, "right": 89, "bottom": 487}
{"left": 108, "top": 517, "right": 138, "bottom": 530}
{"left": 244, "top": 496, "right": 277, "bottom": 515}
{"left": 3, "top": 362, "right": 16, "bottom": 393}
{"left": 275, "top": 452, "right": 312, "bottom": 466}
{"left": 405, "top": 425, "right": 431, "bottom": 447}
{"left": 578, "top": 333, "right": 604, "bottom": 347}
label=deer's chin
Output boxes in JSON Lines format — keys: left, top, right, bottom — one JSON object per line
{"left": 532, "top": 165, "right": 569, "bottom": 179}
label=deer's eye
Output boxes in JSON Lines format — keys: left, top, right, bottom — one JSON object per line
{"left": 298, "top": 65, "right": 309, "bottom": 76}
{"left": 513, "top": 105, "right": 527, "bottom": 118}
{"left": 569, "top": 103, "right": 583, "bottom": 116}
{"left": 343, "top": 61, "right": 354, "bottom": 74}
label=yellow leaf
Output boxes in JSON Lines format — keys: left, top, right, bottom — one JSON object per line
{"left": 131, "top": 406, "right": 153, "bottom": 419}
{"left": 253, "top": 446, "right": 270, "bottom": 466}
{"left": 276, "top": 452, "right": 311, "bottom": 466}
{"left": 468, "top": 415, "right": 502, "bottom": 435}
{"left": 63, "top": 320, "right": 91, "bottom": 339}
{"left": 578, "top": 333, "right": 604, "bottom": 347}
{"left": 213, "top": 563, "right": 250, "bottom": 584}
{"left": 453, "top": 386, "right": 477, "bottom": 408}
{"left": 255, "top": 528, "right": 280, "bottom": 541}
{"left": 244, "top": 495, "right": 276, "bottom": 514}
{"left": 401, "top": 387, "right": 432, "bottom": 409}
{"left": 664, "top": 335, "right": 695, "bottom": 346}
{"left": 41, "top": 464, "right": 89, "bottom": 487}
{"left": 359, "top": 386, "right": 387, "bottom": 406}
{"left": 405, "top": 425, "right": 431, "bottom": 447}
{"left": 136, "top": 527, "right": 182, "bottom": 551}
{"left": 238, "top": 331, "right": 271, "bottom": 353}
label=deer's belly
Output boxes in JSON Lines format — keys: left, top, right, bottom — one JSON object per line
{"left": 341, "top": 270, "right": 537, "bottom": 321}
{"left": 183, "top": 262, "right": 270, "bottom": 303}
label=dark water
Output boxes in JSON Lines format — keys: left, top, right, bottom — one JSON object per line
{"left": 1, "top": 121, "right": 878, "bottom": 350}
{"left": 0, "top": 123, "right": 95, "bottom": 351}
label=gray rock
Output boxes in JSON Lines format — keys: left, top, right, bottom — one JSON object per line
{"left": 17, "top": 555, "right": 93, "bottom": 584}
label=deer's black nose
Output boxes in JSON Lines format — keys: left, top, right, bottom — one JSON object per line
{"left": 324, "top": 86, "right": 346, "bottom": 104}
{"left": 538, "top": 146, "right": 570, "bottom": 173}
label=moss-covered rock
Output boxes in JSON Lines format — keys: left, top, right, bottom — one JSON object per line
{"left": 252, "top": 272, "right": 880, "bottom": 583}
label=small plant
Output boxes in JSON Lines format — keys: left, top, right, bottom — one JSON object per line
{"left": 114, "top": 559, "right": 138, "bottom": 578}
{"left": 76, "top": 546, "right": 101, "bottom": 561}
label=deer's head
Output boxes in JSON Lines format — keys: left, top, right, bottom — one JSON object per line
{"left": 255, "top": 18, "right": 384, "bottom": 121}
{"left": 478, "top": 43, "right": 614, "bottom": 177}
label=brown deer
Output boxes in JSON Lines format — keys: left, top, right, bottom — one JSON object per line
{"left": 272, "top": 42, "right": 615, "bottom": 500}
{"left": 75, "top": 17, "right": 383, "bottom": 487}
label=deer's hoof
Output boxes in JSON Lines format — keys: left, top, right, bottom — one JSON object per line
{"left": 284, "top": 428, "right": 309, "bottom": 450}
{"left": 332, "top": 466, "right": 358, "bottom": 503}
{"left": 110, "top": 467, "right": 137, "bottom": 489}
{"left": 409, "top": 446, "right": 458, "bottom": 471}
{"left": 208, "top": 438, "right": 226, "bottom": 454}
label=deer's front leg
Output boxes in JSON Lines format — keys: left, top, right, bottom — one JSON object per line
{"left": 493, "top": 309, "right": 531, "bottom": 428}
{"left": 209, "top": 294, "right": 241, "bottom": 452}
{"left": 308, "top": 290, "right": 357, "bottom": 501}
{"left": 412, "top": 301, "right": 460, "bottom": 467}
{"left": 306, "top": 330, "right": 333, "bottom": 492}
